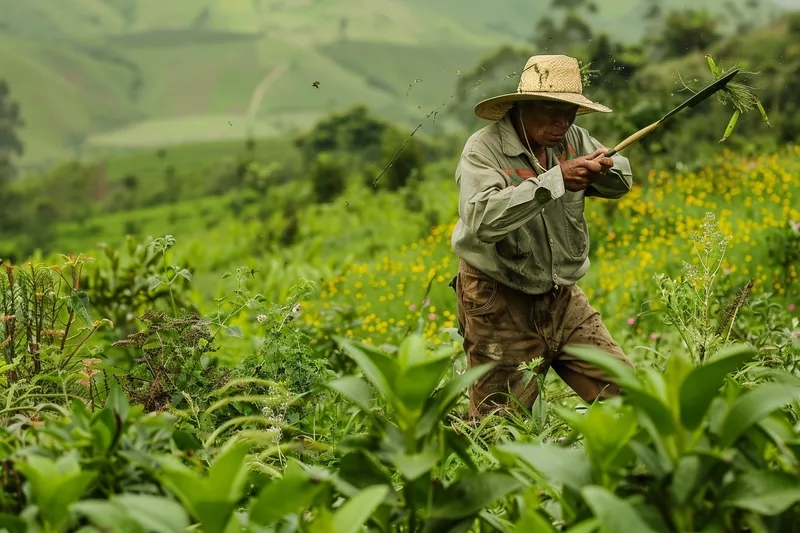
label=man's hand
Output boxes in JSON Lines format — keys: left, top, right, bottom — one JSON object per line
{"left": 560, "top": 148, "right": 615, "bottom": 192}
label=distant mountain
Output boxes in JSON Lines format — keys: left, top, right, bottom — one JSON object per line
{"left": 0, "top": 0, "right": 789, "bottom": 172}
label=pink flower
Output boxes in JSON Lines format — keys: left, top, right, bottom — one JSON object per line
{"left": 650, "top": 333, "right": 658, "bottom": 341}
{"left": 789, "top": 304, "right": 796, "bottom": 312}
{"left": 428, "top": 313, "right": 436, "bottom": 320}
{"left": 423, "top": 298, "right": 430, "bottom": 307}
{"left": 627, "top": 317, "right": 635, "bottom": 325}
{"left": 409, "top": 304, "right": 416, "bottom": 311}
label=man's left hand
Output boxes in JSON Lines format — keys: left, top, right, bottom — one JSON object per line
{"left": 584, "top": 148, "right": 614, "bottom": 180}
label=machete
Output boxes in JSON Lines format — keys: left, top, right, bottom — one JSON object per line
{"left": 603, "top": 68, "right": 740, "bottom": 157}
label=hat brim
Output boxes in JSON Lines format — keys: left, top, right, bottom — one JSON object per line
{"left": 474, "top": 92, "right": 612, "bottom": 121}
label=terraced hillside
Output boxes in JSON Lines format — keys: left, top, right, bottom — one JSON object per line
{"left": 0, "top": 0, "right": 786, "bottom": 171}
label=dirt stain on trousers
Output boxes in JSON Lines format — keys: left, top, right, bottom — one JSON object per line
{"left": 452, "top": 259, "right": 634, "bottom": 419}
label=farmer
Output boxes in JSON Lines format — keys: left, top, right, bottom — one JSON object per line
{"left": 450, "top": 54, "right": 635, "bottom": 419}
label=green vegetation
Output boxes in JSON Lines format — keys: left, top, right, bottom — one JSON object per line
{"left": 1, "top": 2, "right": 800, "bottom": 531}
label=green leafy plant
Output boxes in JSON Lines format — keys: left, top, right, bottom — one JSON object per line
{"left": 324, "top": 333, "right": 526, "bottom": 532}
{"left": 81, "top": 234, "right": 196, "bottom": 331}
{"left": 495, "top": 343, "right": 800, "bottom": 532}
{"left": 0, "top": 255, "right": 113, "bottom": 421}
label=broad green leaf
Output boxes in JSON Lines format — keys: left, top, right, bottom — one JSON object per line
{"left": 70, "top": 290, "right": 92, "bottom": 326}
{"left": 71, "top": 500, "right": 141, "bottom": 532}
{"left": 512, "top": 509, "right": 558, "bottom": 532}
{"left": 679, "top": 344, "right": 757, "bottom": 429}
{"left": 207, "top": 441, "right": 252, "bottom": 501}
{"left": 581, "top": 486, "right": 659, "bottom": 533}
{"left": 194, "top": 500, "right": 238, "bottom": 533}
{"left": 722, "top": 470, "right": 800, "bottom": 515}
{"left": 719, "top": 381, "right": 800, "bottom": 447}
{"left": 639, "top": 367, "right": 669, "bottom": 406}
{"left": 336, "top": 451, "right": 395, "bottom": 493}
{"left": 328, "top": 376, "right": 373, "bottom": 411}
{"left": 334, "top": 337, "right": 399, "bottom": 400}
{"left": 309, "top": 506, "right": 336, "bottom": 533}
{"left": 429, "top": 472, "right": 523, "bottom": 519}
{"left": 148, "top": 276, "right": 163, "bottom": 290}
{"left": 332, "top": 485, "right": 389, "bottom": 533}
{"left": 398, "top": 333, "right": 427, "bottom": 368}
{"left": 153, "top": 456, "right": 204, "bottom": 517}
{"left": 250, "top": 459, "right": 326, "bottom": 524}
{"left": 561, "top": 345, "right": 639, "bottom": 388}
{"left": 758, "top": 413, "right": 800, "bottom": 447}
{"left": 696, "top": 521, "right": 726, "bottom": 533}
{"left": 564, "top": 518, "right": 600, "bottom": 533}
{"left": 558, "top": 403, "right": 636, "bottom": 472}
{"left": 114, "top": 494, "right": 190, "bottom": 533}
{"left": 670, "top": 455, "right": 702, "bottom": 506}
{"left": 748, "top": 368, "right": 800, "bottom": 388}
{"left": 394, "top": 355, "right": 451, "bottom": 413}
{"left": 421, "top": 518, "right": 474, "bottom": 533}
{"left": 623, "top": 387, "right": 676, "bottom": 435}
{"left": 390, "top": 447, "right": 439, "bottom": 481}
{"left": 628, "top": 441, "right": 669, "bottom": 480}
{"left": 15, "top": 453, "right": 97, "bottom": 528}
{"left": 0, "top": 513, "right": 26, "bottom": 533}
{"left": 104, "top": 382, "right": 130, "bottom": 423}
{"left": 664, "top": 350, "right": 693, "bottom": 412}
{"left": 562, "top": 345, "right": 674, "bottom": 434}
{"left": 172, "top": 430, "right": 203, "bottom": 451}
{"left": 416, "top": 364, "right": 495, "bottom": 438}
{"left": 496, "top": 443, "right": 591, "bottom": 493}
{"left": 177, "top": 268, "right": 193, "bottom": 281}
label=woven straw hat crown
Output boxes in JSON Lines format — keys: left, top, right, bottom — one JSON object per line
{"left": 474, "top": 54, "right": 612, "bottom": 121}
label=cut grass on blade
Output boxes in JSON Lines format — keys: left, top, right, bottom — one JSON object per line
{"left": 703, "top": 55, "right": 771, "bottom": 142}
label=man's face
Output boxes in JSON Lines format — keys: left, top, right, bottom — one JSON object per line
{"left": 515, "top": 100, "right": 579, "bottom": 148}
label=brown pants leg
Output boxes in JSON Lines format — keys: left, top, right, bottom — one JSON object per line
{"left": 455, "top": 260, "right": 633, "bottom": 418}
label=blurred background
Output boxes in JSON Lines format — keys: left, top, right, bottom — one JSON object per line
{"left": 0, "top": 0, "right": 798, "bottom": 326}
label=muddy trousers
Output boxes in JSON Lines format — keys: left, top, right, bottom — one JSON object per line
{"left": 452, "top": 260, "right": 634, "bottom": 419}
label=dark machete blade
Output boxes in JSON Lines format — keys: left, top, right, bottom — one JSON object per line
{"left": 660, "top": 68, "right": 740, "bottom": 122}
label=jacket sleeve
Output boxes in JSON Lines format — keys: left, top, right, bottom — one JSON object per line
{"left": 573, "top": 126, "right": 633, "bottom": 199}
{"left": 456, "top": 145, "right": 565, "bottom": 244}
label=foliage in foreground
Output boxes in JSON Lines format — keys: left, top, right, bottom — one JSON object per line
{"left": 1, "top": 326, "right": 799, "bottom": 532}
{"left": 0, "top": 186, "right": 799, "bottom": 532}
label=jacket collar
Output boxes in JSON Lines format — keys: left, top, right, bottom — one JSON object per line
{"left": 497, "top": 114, "right": 527, "bottom": 157}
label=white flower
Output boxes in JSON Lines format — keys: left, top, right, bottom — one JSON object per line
{"left": 291, "top": 303, "right": 302, "bottom": 318}
{"left": 257, "top": 314, "right": 266, "bottom": 323}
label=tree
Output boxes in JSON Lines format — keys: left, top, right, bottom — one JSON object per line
{"left": 294, "top": 105, "right": 390, "bottom": 167}
{"left": 379, "top": 128, "right": 424, "bottom": 191}
{"left": 657, "top": 9, "right": 720, "bottom": 59}
{"left": 310, "top": 152, "right": 347, "bottom": 203}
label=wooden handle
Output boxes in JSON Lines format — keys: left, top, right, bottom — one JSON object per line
{"left": 604, "top": 121, "right": 662, "bottom": 157}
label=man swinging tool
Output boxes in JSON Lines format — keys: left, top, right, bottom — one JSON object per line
{"left": 449, "top": 54, "right": 635, "bottom": 419}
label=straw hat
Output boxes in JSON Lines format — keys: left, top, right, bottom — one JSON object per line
{"left": 474, "top": 54, "right": 612, "bottom": 121}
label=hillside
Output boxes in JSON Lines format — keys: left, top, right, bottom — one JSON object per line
{"left": 0, "top": 0, "right": 789, "bottom": 172}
